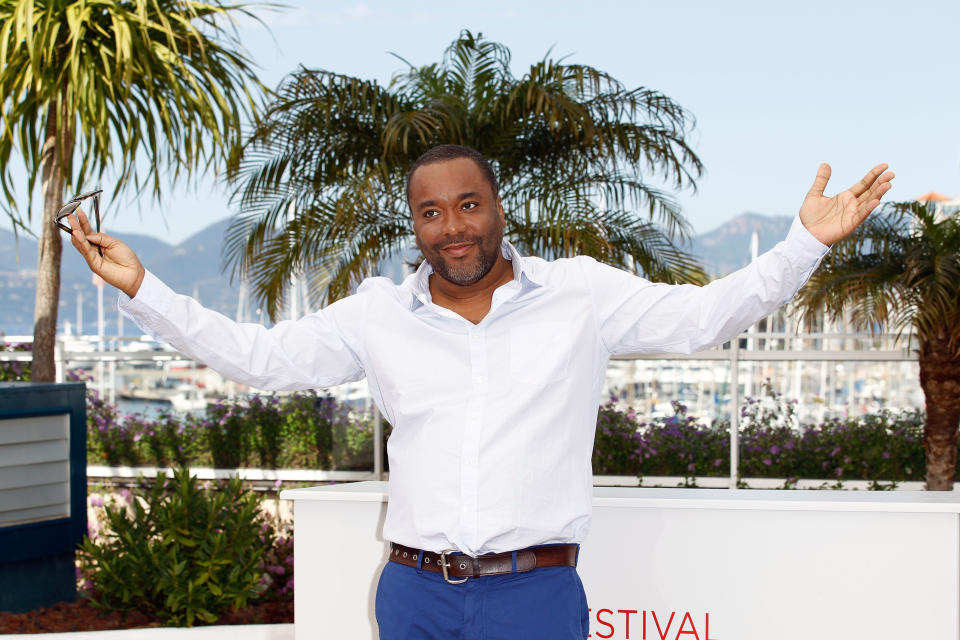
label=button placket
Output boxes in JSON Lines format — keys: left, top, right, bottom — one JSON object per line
{"left": 459, "top": 327, "right": 487, "bottom": 550}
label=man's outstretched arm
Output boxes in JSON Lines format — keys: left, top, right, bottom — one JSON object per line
{"left": 68, "top": 210, "right": 365, "bottom": 390}
{"left": 588, "top": 163, "right": 894, "bottom": 355}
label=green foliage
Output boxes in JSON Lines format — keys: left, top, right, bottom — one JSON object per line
{"left": 228, "top": 30, "right": 706, "bottom": 318}
{"left": 247, "top": 395, "right": 285, "bottom": 468}
{"left": 277, "top": 392, "right": 336, "bottom": 468}
{"left": 85, "top": 391, "right": 377, "bottom": 470}
{"left": 204, "top": 401, "right": 251, "bottom": 469}
{"left": 78, "top": 469, "right": 268, "bottom": 626}
{"left": 798, "top": 202, "right": 960, "bottom": 358}
{"left": 0, "top": 0, "right": 264, "bottom": 218}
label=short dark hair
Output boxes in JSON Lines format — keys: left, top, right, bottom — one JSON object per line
{"left": 405, "top": 144, "right": 499, "bottom": 208}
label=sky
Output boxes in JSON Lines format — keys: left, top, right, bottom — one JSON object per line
{"left": 4, "top": 0, "right": 959, "bottom": 245}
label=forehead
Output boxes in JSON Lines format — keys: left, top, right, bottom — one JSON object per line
{"left": 408, "top": 158, "right": 493, "bottom": 205}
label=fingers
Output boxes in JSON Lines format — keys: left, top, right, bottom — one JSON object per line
{"left": 806, "top": 163, "right": 831, "bottom": 199}
{"left": 69, "top": 220, "right": 100, "bottom": 270}
{"left": 69, "top": 209, "right": 107, "bottom": 267}
{"left": 855, "top": 170, "right": 894, "bottom": 214}
{"left": 76, "top": 208, "right": 96, "bottom": 236}
{"left": 849, "top": 163, "right": 889, "bottom": 198}
{"left": 858, "top": 182, "right": 892, "bottom": 216}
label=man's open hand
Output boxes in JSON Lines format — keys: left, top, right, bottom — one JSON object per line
{"left": 69, "top": 209, "right": 145, "bottom": 298}
{"left": 799, "top": 163, "right": 894, "bottom": 246}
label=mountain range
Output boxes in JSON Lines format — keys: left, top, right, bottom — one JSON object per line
{"left": 0, "top": 212, "right": 791, "bottom": 336}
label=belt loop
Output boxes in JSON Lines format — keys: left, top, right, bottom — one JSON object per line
{"left": 416, "top": 549, "right": 424, "bottom": 574}
{"left": 511, "top": 551, "right": 518, "bottom": 573}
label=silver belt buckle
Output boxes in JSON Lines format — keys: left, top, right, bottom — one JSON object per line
{"left": 438, "top": 549, "right": 469, "bottom": 584}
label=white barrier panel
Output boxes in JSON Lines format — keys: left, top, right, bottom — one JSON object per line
{"left": 281, "top": 482, "right": 960, "bottom": 640}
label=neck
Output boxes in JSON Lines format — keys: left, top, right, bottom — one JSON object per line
{"left": 428, "top": 253, "right": 515, "bottom": 323}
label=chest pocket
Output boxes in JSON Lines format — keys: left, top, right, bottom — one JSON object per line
{"left": 508, "top": 321, "right": 571, "bottom": 386}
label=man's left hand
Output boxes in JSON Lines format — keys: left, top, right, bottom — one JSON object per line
{"left": 799, "top": 163, "right": 895, "bottom": 246}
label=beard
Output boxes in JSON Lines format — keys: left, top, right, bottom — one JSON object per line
{"left": 419, "top": 227, "right": 503, "bottom": 286}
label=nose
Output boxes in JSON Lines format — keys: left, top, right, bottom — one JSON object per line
{"left": 441, "top": 210, "right": 467, "bottom": 236}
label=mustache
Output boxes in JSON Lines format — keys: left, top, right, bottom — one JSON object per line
{"left": 436, "top": 235, "right": 481, "bottom": 250}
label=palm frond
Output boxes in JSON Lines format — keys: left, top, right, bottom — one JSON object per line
{"left": 228, "top": 30, "right": 705, "bottom": 319}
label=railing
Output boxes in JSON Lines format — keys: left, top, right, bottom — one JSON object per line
{"left": 2, "top": 326, "right": 920, "bottom": 489}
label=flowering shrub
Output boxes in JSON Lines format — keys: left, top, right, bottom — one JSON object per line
{"left": 277, "top": 392, "right": 336, "bottom": 468}
{"left": 0, "top": 339, "right": 31, "bottom": 381}
{"left": 592, "top": 395, "right": 929, "bottom": 483}
{"left": 85, "top": 391, "right": 377, "bottom": 470}
{"left": 86, "top": 391, "right": 140, "bottom": 467}
{"left": 258, "top": 521, "right": 294, "bottom": 601}
{"left": 205, "top": 399, "right": 251, "bottom": 468}
{"left": 79, "top": 470, "right": 269, "bottom": 626}
{"left": 739, "top": 410, "right": 925, "bottom": 482}
{"left": 636, "top": 401, "right": 731, "bottom": 478}
{"left": 592, "top": 401, "right": 642, "bottom": 475}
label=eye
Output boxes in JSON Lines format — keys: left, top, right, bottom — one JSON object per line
{"left": 462, "top": 202, "right": 478, "bottom": 211}
{"left": 423, "top": 209, "right": 439, "bottom": 218}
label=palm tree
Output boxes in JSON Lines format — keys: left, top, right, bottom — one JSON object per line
{"left": 0, "top": 0, "right": 263, "bottom": 381}
{"left": 796, "top": 201, "right": 960, "bottom": 490}
{"left": 227, "top": 30, "right": 706, "bottom": 318}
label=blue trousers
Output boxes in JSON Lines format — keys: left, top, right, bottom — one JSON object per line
{"left": 375, "top": 558, "right": 589, "bottom": 639}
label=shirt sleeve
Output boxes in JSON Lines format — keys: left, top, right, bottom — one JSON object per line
{"left": 586, "top": 214, "right": 830, "bottom": 356}
{"left": 118, "top": 270, "right": 366, "bottom": 391}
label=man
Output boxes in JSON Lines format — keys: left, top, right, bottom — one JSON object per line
{"left": 67, "top": 144, "right": 893, "bottom": 639}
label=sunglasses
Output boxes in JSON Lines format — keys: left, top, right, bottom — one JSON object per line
{"left": 54, "top": 189, "right": 103, "bottom": 256}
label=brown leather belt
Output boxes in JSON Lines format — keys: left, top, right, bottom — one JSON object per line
{"left": 389, "top": 542, "right": 578, "bottom": 584}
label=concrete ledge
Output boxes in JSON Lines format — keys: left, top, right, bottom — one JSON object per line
{"left": 5, "top": 623, "right": 294, "bottom": 639}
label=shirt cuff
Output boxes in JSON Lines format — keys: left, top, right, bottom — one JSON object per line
{"left": 117, "top": 269, "right": 172, "bottom": 318}
{"left": 785, "top": 214, "right": 831, "bottom": 262}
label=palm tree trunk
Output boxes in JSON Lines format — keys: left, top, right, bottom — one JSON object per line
{"left": 919, "top": 336, "right": 960, "bottom": 490}
{"left": 31, "top": 101, "right": 73, "bottom": 382}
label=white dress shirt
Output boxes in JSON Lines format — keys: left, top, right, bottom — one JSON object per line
{"left": 119, "top": 214, "right": 829, "bottom": 556}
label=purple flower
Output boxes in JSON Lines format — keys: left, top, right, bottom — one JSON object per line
{"left": 762, "top": 458, "right": 772, "bottom": 466}
{"left": 769, "top": 445, "right": 781, "bottom": 455}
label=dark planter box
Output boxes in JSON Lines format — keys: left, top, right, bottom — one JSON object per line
{"left": 0, "top": 382, "right": 87, "bottom": 613}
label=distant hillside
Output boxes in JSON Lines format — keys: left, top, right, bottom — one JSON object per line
{"left": 1, "top": 212, "right": 795, "bottom": 336}
{"left": 690, "top": 212, "right": 793, "bottom": 276}
{"left": 0, "top": 220, "right": 242, "bottom": 337}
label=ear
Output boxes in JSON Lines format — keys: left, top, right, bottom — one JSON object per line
{"left": 497, "top": 197, "right": 506, "bottom": 229}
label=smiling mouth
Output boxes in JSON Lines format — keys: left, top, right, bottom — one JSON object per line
{"left": 441, "top": 242, "right": 474, "bottom": 257}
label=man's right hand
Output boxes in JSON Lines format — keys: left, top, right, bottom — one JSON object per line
{"left": 69, "top": 209, "right": 146, "bottom": 298}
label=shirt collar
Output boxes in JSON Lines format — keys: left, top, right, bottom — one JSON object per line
{"left": 402, "top": 240, "right": 542, "bottom": 311}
